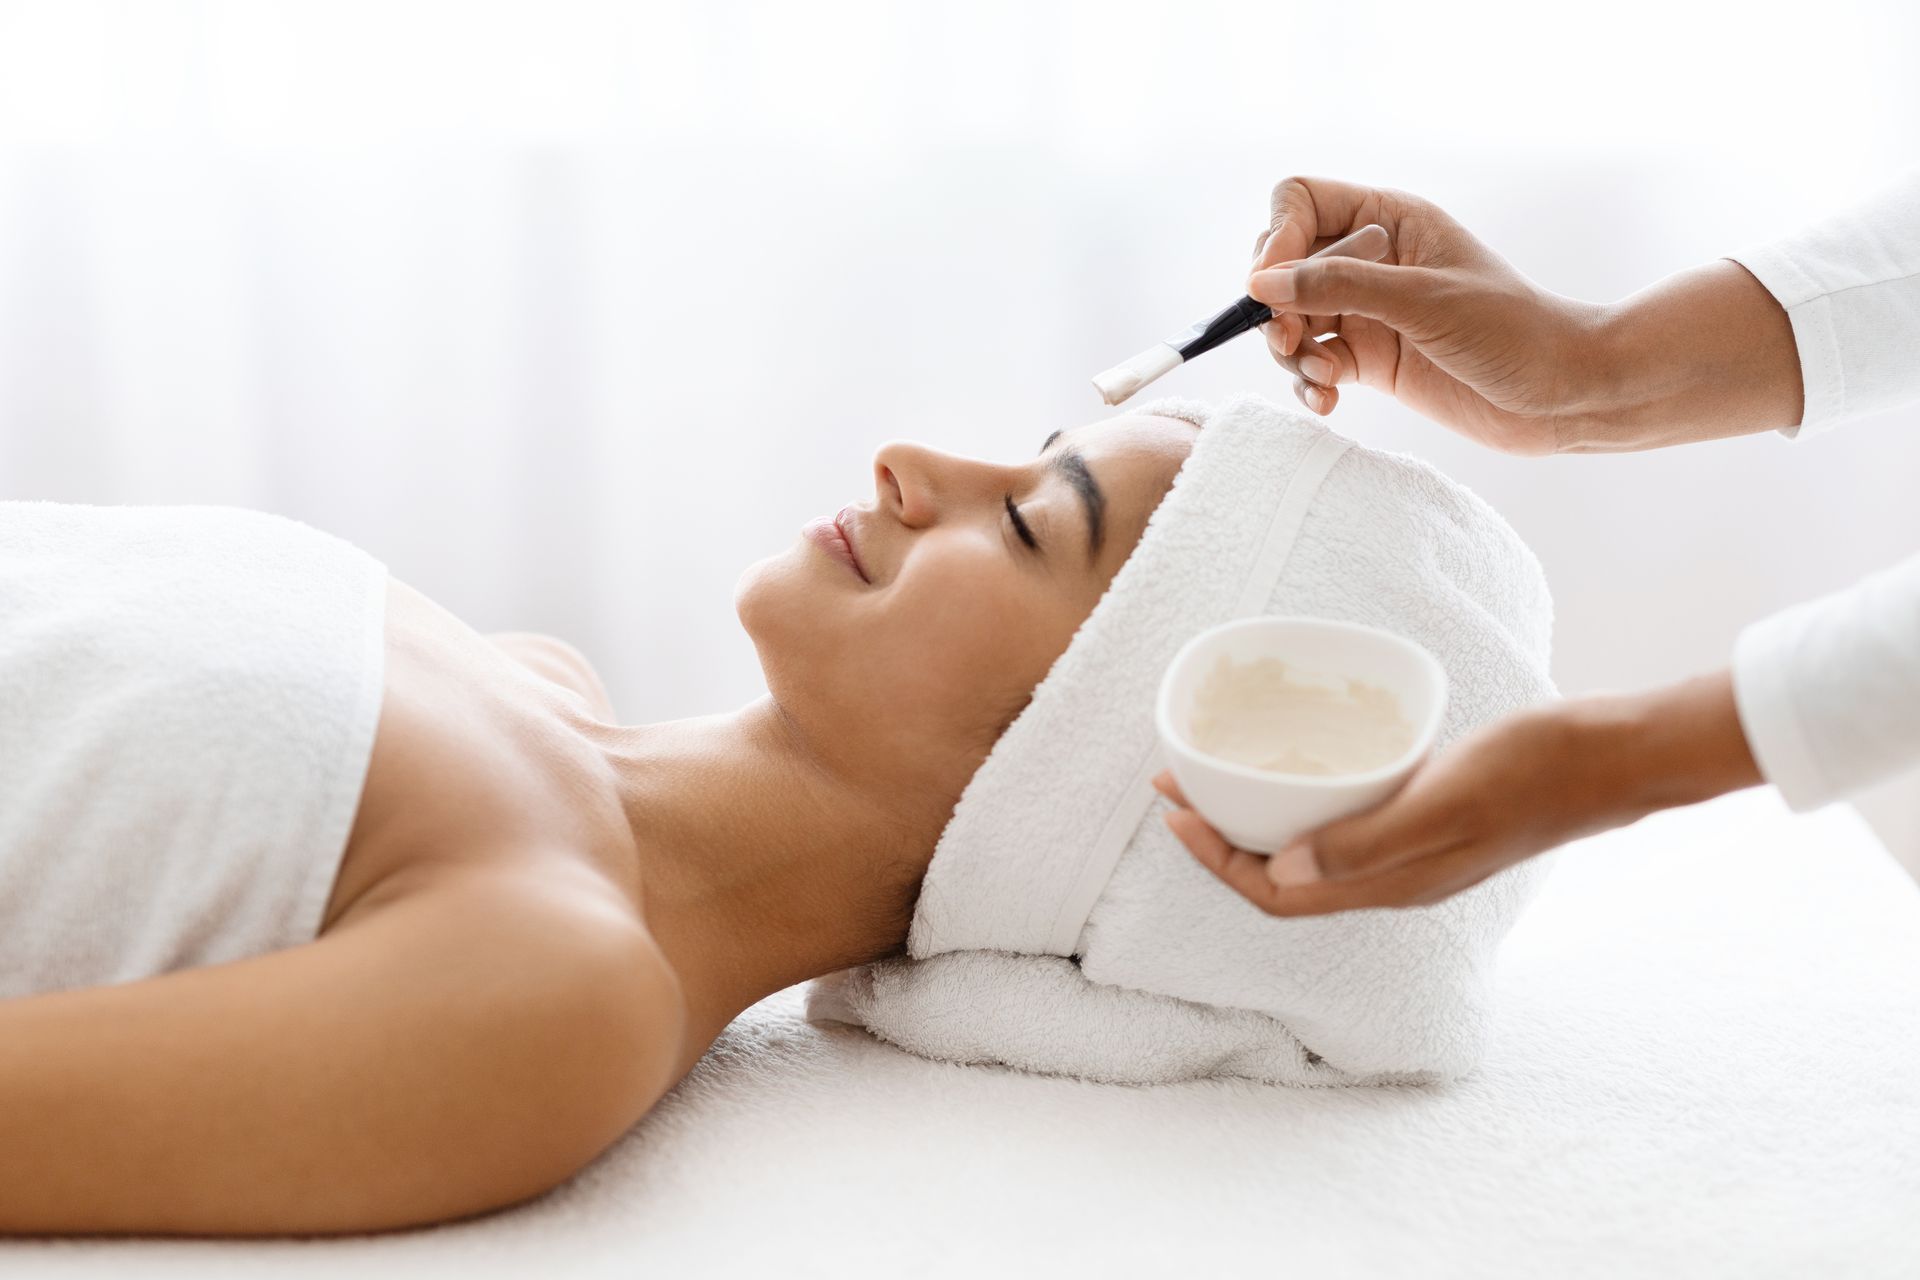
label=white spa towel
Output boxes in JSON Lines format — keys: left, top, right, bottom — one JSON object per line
{"left": 807, "top": 395, "right": 1557, "bottom": 1084}
{"left": 0, "top": 501, "right": 389, "bottom": 999}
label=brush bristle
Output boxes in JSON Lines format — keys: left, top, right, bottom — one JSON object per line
{"left": 1091, "top": 344, "right": 1182, "bottom": 407}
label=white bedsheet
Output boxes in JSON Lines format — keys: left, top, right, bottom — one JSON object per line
{"left": 9, "top": 788, "right": 1919, "bottom": 1277}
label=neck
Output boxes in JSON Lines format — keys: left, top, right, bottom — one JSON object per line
{"left": 577, "top": 697, "right": 941, "bottom": 1057}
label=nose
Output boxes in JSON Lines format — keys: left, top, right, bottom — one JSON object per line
{"left": 873, "top": 440, "right": 939, "bottom": 528}
{"left": 874, "top": 440, "right": 1020, "bottom": 530}
{"left": 873, "top": 448, "right": 906, "bottom": 519}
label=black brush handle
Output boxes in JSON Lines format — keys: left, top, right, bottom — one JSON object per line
{"left": 1166, "top": 295, "right": 1274, "bottom": 361}
{"left": 1162, "top": 223, "right": 1392, "bottom": 363}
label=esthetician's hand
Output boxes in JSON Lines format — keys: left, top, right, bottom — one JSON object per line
{"left": 1152, "top": 671, "right": 1763, "bottom": 916}
{"left": 1249, "top": 175, "right": 1804, "bottom": 454}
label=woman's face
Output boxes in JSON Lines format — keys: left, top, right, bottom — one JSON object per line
{"left": 737, "top": 411, "right": 1199, "bottom": 811}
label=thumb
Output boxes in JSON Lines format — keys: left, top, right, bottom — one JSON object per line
{"left": 1288, "top": 783, "right": 1454, "bottom": 881}
{"left": 1250, "top": 258, "right": 1444, "bottom": 340}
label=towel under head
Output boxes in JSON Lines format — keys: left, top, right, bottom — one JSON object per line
{"left": 808, "top": 394, "right": 1557, "bottom": 1084}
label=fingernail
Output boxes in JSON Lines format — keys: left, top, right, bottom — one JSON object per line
{"left": 1265, "top": 841, "right": 1320, "bottom": 888}
{"left": 1250, "top": 267, "right": 1295, "bottom": 304}
{"left": 1298, "top": 355, "right": 1334, "bottom": 385}
{"left": 1305, "top": 385, "right": 1331, "bottom": 414}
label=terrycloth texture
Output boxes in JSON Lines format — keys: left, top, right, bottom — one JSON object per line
{"left": 807, "top": 394, "right": 1557, "bottom": 1084}
{"left": 7, "top": 792, "right": 1914, "bottom": 1278}
{"left": 0, "top": 501, "right": 388, "bottom": 999}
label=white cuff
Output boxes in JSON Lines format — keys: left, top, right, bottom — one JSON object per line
{"left": 1731, "top": 606, "right": 1835, "bottom": 812}
{"left": 1722, "top": 248, "right": 1846, "bottom": 441}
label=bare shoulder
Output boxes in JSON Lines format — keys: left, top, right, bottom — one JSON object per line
{"left": 487, "top": 631, "right": 618, "bottom": 719}
{"left": 0, "top": 867, "right": 687, "bottom": 1236}
{"left": 358, "top": 866, "right": 690, "bottom": 1114}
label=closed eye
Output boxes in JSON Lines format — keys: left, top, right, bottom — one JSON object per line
{"left": 1004, "top": 493, "right": 1038, "bottom": 550}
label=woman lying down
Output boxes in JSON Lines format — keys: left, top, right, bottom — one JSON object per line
{"left": 0, "top": 394, "right": 1553, "bottom": 1238}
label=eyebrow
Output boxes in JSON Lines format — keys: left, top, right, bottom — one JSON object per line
{"left": 1038, "top": 429, "right": 1105, "bottom": 562}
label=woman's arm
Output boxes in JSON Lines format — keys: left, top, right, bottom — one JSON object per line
{"left": 0, "top": 871, "right": 683, "bottom": 1236}
{"left": 1156, "top": 670, "right": 1764, "bottom": 915}
{"left": 1249, "top": 172, "right": 1920, "bottom": 452}
{"left": 1585, "top": 171, "right": 1920, "bottom": 450}
{"left": 1575, "top": 258, "right": 1803, "bottom": 452}
{"left": 1166, "top": 552, "right": 1920, "bottom": 913}
{"left": 1722, "top": 171, "right": 1920, "bottom": 437}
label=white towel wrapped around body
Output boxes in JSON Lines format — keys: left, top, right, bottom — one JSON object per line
{"left": 806, "top": 395, "right": 1557, "bottom": 1085}
{"left": 0, "top": 501, "right": 389, "bottom": 1000}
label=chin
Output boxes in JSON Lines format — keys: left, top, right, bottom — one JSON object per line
{"left": 732, "top": 543, "right": 819, "bottom": 657}
{"left": 736, "top": 547, "right": 873, "bottom": 727}
{"left": 731, "top": 553, "right": 780, "bottom": 639}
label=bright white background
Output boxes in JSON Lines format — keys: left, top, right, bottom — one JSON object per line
{"left": 2, "top": 1, "right": 1917, "bottom": 863}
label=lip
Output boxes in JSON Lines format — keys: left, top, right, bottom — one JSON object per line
{"left": 834, "top": 506, "right": 871, "bottom": 581}
{"left": 802, "top": 506, "right": 871, "bottom": 583}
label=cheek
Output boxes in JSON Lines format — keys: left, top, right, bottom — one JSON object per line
{"left": 875, "top": 555, "right": 1077, "bottom": 730}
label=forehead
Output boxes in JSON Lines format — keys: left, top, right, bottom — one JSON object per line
{"left": 1045, "top": 412, "right": 1198, "bottom": 567}
{"left": 1048, "top": 412, "right": 1198, "bottom": 480}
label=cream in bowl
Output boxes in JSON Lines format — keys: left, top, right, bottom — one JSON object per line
{"left": 1189, "top": 654, "right": 1416, "bottom": 777}
{"left": 1156, "top": 617, "right": 1447, "bottom": 855}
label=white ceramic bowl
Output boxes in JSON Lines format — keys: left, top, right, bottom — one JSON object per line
{"left": 1155, "top": 617, "right": 1448, "bottom": 854}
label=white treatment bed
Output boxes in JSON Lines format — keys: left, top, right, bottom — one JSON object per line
{"left": 8, "top": 788, "right": 1919, "bottom": 1278}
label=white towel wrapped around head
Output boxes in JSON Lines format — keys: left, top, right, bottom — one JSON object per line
{"left": 806, "top": 394, "right": 1557, "bottom": 1085}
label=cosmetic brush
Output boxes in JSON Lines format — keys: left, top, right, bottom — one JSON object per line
{"left": 1091, "top": 223, "right": 1392, "bottom": 407}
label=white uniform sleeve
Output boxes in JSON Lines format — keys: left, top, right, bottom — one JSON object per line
{"left": 1724, "top": 175, "right": 1920, "bottom": 810}
{"left": 1725, "top": 170, "right": 1920, "bottom": 439}
{"left": 1733, "top": 550, "right": 1920, "bottom": 811}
